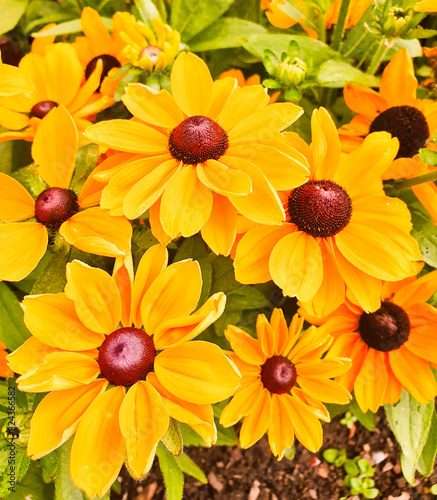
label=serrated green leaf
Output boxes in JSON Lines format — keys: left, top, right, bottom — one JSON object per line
{"left": 385, "top": 390, "right": 434, "bottom": 464}
{"left": 175, "top": 453, "right": 207, "bottom": 484}
{"left": 170, "top": 0, "right": 235, "bottom": 42}
{"left": 416, "top": 411, "right": 437, "bottom": 477}
{"left": 0, "top": 283, "right": 30, "bottom": 350}
{"left": 188, "top": 17, "right": 266, "bottom": 52}
{"left": 349, "top": 398, "right": 375, "bottom": 431}
{"left": 161, "top": 418, "right": 183, "bottom": 456}
{"left": 419, "top": 148, "right": 437, "bottom": 166}
{"left": 31, "top": 249, "right": 70, "bottom": 295}
{"left": 55, "top": 439, "right": 83, "bottom": 500}
{"left": 317, "top": 60, "right": 379, "bottom": 88}
{"left": 41, "top": 449, "right": 59, "bottom": 484}
{"left": 0, "top": 0, "right": 28, "bottom": 35}
{"left": 156, "top": 443, "right": 184, "bottom": 500}
{"left": 7, "top": 462, "right": 54, "bottom": 500}
{"left": 0, "top": 445, "right": 30, "bottom": 498}
{"left": 135, "top": 0, "right": 161, "bottom": 23}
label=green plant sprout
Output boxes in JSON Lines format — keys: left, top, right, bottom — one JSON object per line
{"left": 340, "top": 411, "right": 358, "bottom": 430}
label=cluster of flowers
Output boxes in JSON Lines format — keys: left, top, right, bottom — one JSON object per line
{"left": 0, "top": 5, "right": 437, "bottom": 498}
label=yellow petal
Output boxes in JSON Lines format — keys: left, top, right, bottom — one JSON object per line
{"left": 0, "top": 63, "right": 34, "bottom": 96}
{"left": 197, "top": 160, "right": 252, "bottom": 197}
{"left": 32, "top": 105, "right": 77, "bottom": 188}
{"left": 70, "top": 387, "right": 126, "bottom": 498}
{"left": 379, "top": 49, "right": 417, "bottom": 107}
{"left": 80, "top": 7, "right": 113, "bottom": 55}
{"left": 0, "top": 222, "right": 47, "bottom": 282}
{"left": 415, "top": 0, "right": 437, "bottom": 11}
{"left": 0, "top": 173, "right": 35, "bottom": 222}
{"left": 297, "top": 376, "right": 351, "bottom": 405}
{"left": 0, "top": 104, "right": 29, "bottom": 130}
{"left": 343, "top": 83, "right": 387, "bottom": 121}
{"left": 224, "top": 324, "right": 266, "bottom": 365}
{"left": 270, "top": 308, "right": 290, "bottom": 356}
{"left": 201, "top": 194, "right": 237, "bottom": 256}
{"left": 256, "top": 314, "right": 276, "bottom": 358}
{"left": 68, "top": 59, "right": 103, "bottom": 114}
{"left": 354, "top": 348, "right": 387, "bottom": 413}
{"left": 119, "top": 381, "right": 169, "bottom": 480}
{"left": 393, "top": 270, "right": 437, "bottom": 307}
{"left": 268, "top": 393, "right": 295, "bottom": 459}
{"left": 207, "top": 77, "right": 236, "bottom": 121}
{"left": 269, "top": 231, "right": 323, "bottom": 301}
{"left": 65, "top": 260, "right": 122, "bottom": 334}
{"left": 7, "top": 337, "right": 61, "bottom": 375}
{"left": 154, "top": 341, "right": 241, "bottom": 404}
{"left": 28, "top": 379, "right": 108, "bottom": 459}
{"left": 220, "top": 381, "right": 263, "bottom": 427}
{"left": 239, "top": 388, "right": 271, "bottom": 448}
{"left": 310, "top": 107, "right": 341, "bottom": 180}
{"left": 170, "top": 52, "right": 212, "bottom": 116}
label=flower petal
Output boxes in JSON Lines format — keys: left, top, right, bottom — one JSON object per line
{"left": 65, "top": 260, "right": 122, "bottom": 334}
{"left": 201, "top": 195, "right": 237, "bottom": 256}
{"left": 0, "top": 63, "right": 34, "bottom": 96}
{"left": 7, "top": 337, "right": 61, "bottom": 375}
{"left": 239, "top": 388, "right": 271, "bottom": 449}
{"left": 197, "top": 160, "right": 252, "bottom": 197}
{"left": 354, "top": 348, "right": 387, "bottom": 413}
{"left": 207, "top": 77, "right": 236, "bottom": 121}
{"left": 343, "top": 83, "right": 387, "bottom": 121}
{"left": 297, "top": 376, "right": 351, "bottom": 405}
{"left": 225, "top": 324, "right": 266, "bottom": 365}
{"left": 0, "top": 173, "right": 35, "bottom": 222}
{"left": 220, "top": 381, "right": 263, "bottom": 427}
{"left": 394, "top": 270, "right": 437, "bottom": 307}
{"left": 379, "top": 49, "right": 417, "bottom": 107}
{"left": 268, "top": 393, "right": 295, "bottom": 459}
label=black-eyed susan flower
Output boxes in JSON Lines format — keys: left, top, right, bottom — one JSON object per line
{"left": 7, "top": 244, "right": 240, "bottom": 498}
{"left": 220, "top": 309, "right": 351, "bottom": 457}
{"left": 85, "top": 52, "right": 308, "bottom": 256}
{"left": 234, "top": 107, "right": 422, "bottom": 318}
{"left": 300, "top": 271, "right": 437, "bottom": 413}
{"left": 339, "top": 48, "right": 437, "bottom": 224}
{"left": 0, "top": 43, "right": 113, "bottom": 144}
{"left": 0, "top": 105, "right": 131, "bottom": 281}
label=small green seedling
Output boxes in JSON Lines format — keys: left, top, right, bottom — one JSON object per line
{"left": 430, "top": 483, "right": 437, "bottom": 495}
{"left": 323, "top": 449, "right": 379, "bottom": 499}
{"left": 340, "top": 411, "right": 358, "bottom": 429}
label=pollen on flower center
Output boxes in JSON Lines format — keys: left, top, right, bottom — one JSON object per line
{"left": 98, "top": 327, "right": 155, "bottom": 386}
{"left": 168, "top": 115, "right": 229, "bottom": 165}
{"left": 287, "top": 180, "right": 352, "bottom": 238}
{"left": 358, "top": 301, "right": 410, "bottom": 352}
{"left": 85, "top": 54, "right": 121, "bottom": 87}
{"left": 29, "top": 101, "right": 59, "bottom": 119}
{"left": 34, "top": 187, "right": 79, "bottom": 229}
{"left": 369, "top": 105, "right": 429, "bottom": 159}
{"left": 261, "top": 355, "right": 297, "bottom": 394}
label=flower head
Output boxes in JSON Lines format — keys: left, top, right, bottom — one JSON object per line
{"left": 86, "top": 52, "right": 308, "bottom": 256}
{"left": 234, "top": 107, "right": 422, "bottom": 317}
{"left": 0, "top": 105, "right": 131, "bottom": 281}
{"left": 300, "top": 270, "right": 437, "bottom": 412}
{"left": 220, "top": 309, "right": 351, "bottom": 457}
{"left": 7, "top": 244, "right": 240, "bottom": 498}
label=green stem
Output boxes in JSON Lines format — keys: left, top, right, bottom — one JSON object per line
{"left": 331, "top": 0, "right": 351, "bottom": 52}
{"left": 366, "top": 38, "right": 389, "bottom": 75}
{"left": 384, "top": 170, "right": 437, "bottom": 196}
{"left": 317, "top": 12, "right": 327, "bottom": 43}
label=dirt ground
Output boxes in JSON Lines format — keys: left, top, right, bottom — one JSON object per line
{"left": 112, "top": 410, "right": 437, "bottom": 500}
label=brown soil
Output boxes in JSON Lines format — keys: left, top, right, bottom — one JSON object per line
{"left": 113, "top": 411, "right": 437, "bottom": 500}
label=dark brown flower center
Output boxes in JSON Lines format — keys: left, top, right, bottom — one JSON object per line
{"left": 29, "top": 101, "right": 59, "bottom": 119}
{"left": 140, "top": 45, "right": 163, "bottom": 64}
{"left": 358, "top": 301, "right": 410, "bottom": 352}
{"left": 261, "top": 356, "right": 297, "bottom": 394}
{"left": 98, "top": 327, "right": 155, "bottom": 386}
{"left": 287, "top": 180, "right": 352, "bottom": 238}
{"left": 369, "top": 105, "right": 429, "bottom": 159}
{"left": 34, "top": 187, "right": 79, "bottom": 229}
{"left": 168, "top": 115, "right": 229, "bottom": 165}
{"left": 85, "top": 54, "right": 121, "bottom": 89}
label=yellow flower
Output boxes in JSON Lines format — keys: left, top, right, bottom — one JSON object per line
{"left": 339, "top": 48, "right": 437, "bottom": 224}
{"left": 234, "top": 107, "right": 422, "bottom": 318}
{"left": 0, "top": 341, "right": 12, "bottom": 379}
{"left": 7, "top": 244, "right": 240, "bottom": 498}
{"left": 300, "top": 270, "right": 437, "bottom": 412}
{"left": 86, "top": 52, "right": 308, "bottom": 256}
{"left": 0, "top": 43, "right": 113, "bottom": 144}
{"left": 220, "top": 309, "right": 351, "bottom": 457}
{"left": 415, "top": 0, "right": 437, "bottom": 11}
{"left": 0, "top": 105, "right": 132, "bottom": 281}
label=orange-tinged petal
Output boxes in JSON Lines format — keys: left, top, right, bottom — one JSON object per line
{"left": 0, "top": 222, "right": 47, "bottom": 282}
{"left": 383, "top": 357, "right": 403, "bottom": 406}
{"left": 201, "top": 195, "right": 237, "bottom": 256}
{"left": 197, "top": 160, "right": 252, "bottom": 197}
{"left": 85, "top": 120, "right": 168, "bottom": 154}
{"left": 412, "top": 181, "right": 437, "bottom": 225}
{"left": 149, "top": 197, "right": 173, "bottom": 246}
{"left": 268, "top": 393, "right": 295, "bottom": 459}
{"left": 207, "top": 77, "right": 236, "bottom": 121}
{"left": 113, "top": 255, "right": 133, "bottom": 328}
{"left": 60, "top": 207, "right": 132, "bottom": 258}
{"left": 220, "top": 381, "right": 263, "bottom": 427}
{"left": 297, "top": 376, "right": 351, "bottom": 405}
{"left": 0, "top": 63, "right": 34, "bottom": 96}
{"left": 225, "top": 324, "right": 266, "bottom": 365}
{"left": 343, "top": 83, "right": 387, "bottom": 121}
{"left": 16, "top": 352, "right": 100, "bottom": 392}
{"left": 310, "top": 107, "right": 341, "bottom": 180}
{"left": 154, "top": 341, "right": 241, "bottom": 404}
{"left": 122, "top": 84, "right": 184, "bottom": 128}
{"left": 27, "top": 379, "right": 108, "bottom": 459}
{"left": 80, "top": 7, "right": 113, "bottom": 55}
{"left": 393, "top": 270, "right": 437, "bottom": 307}
{"left": 154, "top": 292, "right": 226, "bottom": 349}
{"left": 160, "top": 165, "right": 213, "bottom": 238}
{"left": 22, "top": 293, "right": 104, "bottom": 351}
{"left": 379, "top": 49, "right": 417, "bottom": 107}
{"left": 0, "top": 173, "right": 35, "bottom": 222}
{"left": 270, "top": 308, "right": 290, "bottom": 356}
{"left": 239, "top": 388, "right": 271, "bottom": 449}
{"left": 141, "top": 259, "right": 201, "bottom": 334}
{"left": 119, "top": 381, "right": 169, "bottom": 480}
{"left": 70, "top": 387, "right": 126, "bottom": 498}
{"left": 65, "top": 260, "right": 122, "bottom": 334}
{"left": 68, "top": 59, "right": 104, "bottom": 114}
{"left": 170, "top": 52, "right": 212, "bottom": 116}
{"left": 7, "top": 337, "right": 60, "bottom": 375}
{"left": 403, "top": 303, "right": 437, "bottom": 362}
{"left": 256, "top": 314, "right": 276, "bottom": 358}
{"left": 354, "top": 348, "right": 387, "bottom": 413}
{"left": 269, "top": 231, "right": 323, "bottom": 301}
{"left": 292, "top": 387, "right": 330, "bottom": 422}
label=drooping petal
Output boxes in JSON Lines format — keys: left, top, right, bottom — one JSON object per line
{"left": 354, "top": 348, "right": 387, "bottom": 413}
{"left": 119, "top": 381, "right": 169, "bottom": 480}
{"left": 268, "top": 393, "right": 295, "bottom": 459}
{"left": 201, "top": 195, "right": 237, "bottom": 256}
{"left": 197, "top": 160, "right": 252, "bottom": 198}
{"left": 343, "top": 83, "right": 387, "bottom": 121}
{"left": 239, "top": 388, "right": 271, "bottom": 449}
{"left": 0, "top": 173, "right": 35, "bottom": 222}
{"left": 65, "top": 260, "right": 122, "bottom": 334}
{"left": 31, "top": 105, "right": 77, "bottom": 189}
{"left": 70, "top": 387, "right": 126, "bottom": 499}
{"left": 0, "top": 63, "right": 34, "bottom": 96}
{"left": 0, "top": 222, "right": 47, "bottom": 282}
{"left": 27, "top": 379, "right": 108, "bottom": 459}
{"left": 22, "top": 293, "right": 104, "bottom": 350}
{"left": 225, "top": 324, "right": 266, "bottom": 365}
{"left": 154, "top": 341, "right": 241, "bottom": 404}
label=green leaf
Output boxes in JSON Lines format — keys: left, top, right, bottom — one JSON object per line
{"left": 135, "top": 0, "right": 161, "bottom": 23}
{"left": 70, "top": 144, "right": 99, "bottom": 195}
{"left": 419, "top": 148, "right": 437, "bottom": 166}
{"left": 344, "top": 459, "right": 359, "bottom": 476}
{"left": 161, "top": 418, "right": 183, "bottom": 456}
{"left": 416, "top": 411, "right": 437, "bottom": 477}
{"left": 32, "top": 17, "right": 112, "bottom": 37}
{"left": 41, "top": 449, "right": 59, "bottom": 484}
{"left": 210, "top": 255, "right": 240, "bottom": 295}
{"left": 188, "top": 18, "right": 266, "bottom": 52}
{"left": 179, "top": 423, "right": 205, "bottom": 447}
{"left": 31, "top": 249, "right": 70, "bottom": 295}
{"left": 0, "top": 283, "right": 30, "bottom": 350}
{"left": 410, "top": 201, "right": 437, "bottom": 268}
{"left": 385, "top": 390, "right": 434, "bottom": 464}
{"left": 12, "top": 164, "right": 47, "bottom": 199}
{"left": 156, "top": 443, "right": 184, "bottom": 500}
{"left": 323, "top": 449, "right": 339, "bottom": 463}
{"left": 0, "top": 0, "right": 28, "bottom": 35}
{"left": 7, "top": 462, "right": 54, "bottom": 500}
{"left": 0, "top": 445, "right": 31, "bottom": 498}
{"left": 55, "top": 439, "right": 83, "bottom": 500}
{"left": 316, "top": 60, "right": 379, "bottom": 88}
{"left": 349, "top": 398, "right": 376, "bottom": 431}
{"left": 400, "top": 452, "right": 416, "bottom": 486}
{"left": 216, "top": 421, "right": 238, "bottom": 446}
{"left": 170, "top": 0, "right": 235, "bottom": 42}
{"left": 0, "top": 138, "right": 32, "bottom": 175}
{"left": 175, "top": 453, "right": 207, "bottom": 484}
